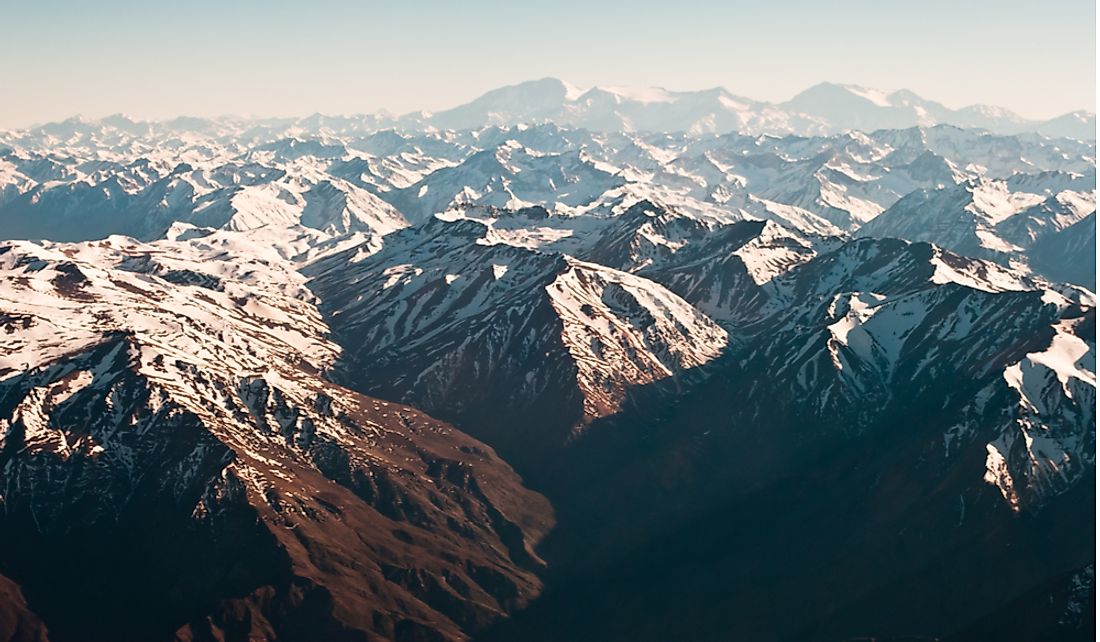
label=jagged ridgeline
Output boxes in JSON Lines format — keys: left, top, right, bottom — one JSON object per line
{"left": 0, "top": 96, "right": 1094, "bottom": 642}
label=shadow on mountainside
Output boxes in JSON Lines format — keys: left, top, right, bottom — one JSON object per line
{"left": 469, "top": 351, "right": 1095, "bottom": 642}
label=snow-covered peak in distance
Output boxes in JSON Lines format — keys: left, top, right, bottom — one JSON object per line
{"left": 402, "top": 78, "right": 1094, "bottom": 139}
{"left": 6, "top": 78, "right": 1092, "bottom": 140}
{"left": 418, "top": 78, "right": 585, "bottom": 131}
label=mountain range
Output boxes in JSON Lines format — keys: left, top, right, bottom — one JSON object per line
{"left": 11, "top": 78, "right": 1094, "bottom": 141}
{"left": 0, "top": 88, "right": 1094, "bottom": 641}
{"left": 414, "top": 78, "right": 1096, "bottom": 139}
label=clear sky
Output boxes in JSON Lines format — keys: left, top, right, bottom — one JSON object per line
{"left": 1, "top": 0, "right": 1094, "bottom": 128}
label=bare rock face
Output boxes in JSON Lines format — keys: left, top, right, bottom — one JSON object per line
{"left": 0, "top": 575, "right": 49, "bottom": 642}
{"left": 305, "top": 216, "right": 727, "bottom": 472}
{"left": 0, "top": 238, "right": 552, "bottom": 642}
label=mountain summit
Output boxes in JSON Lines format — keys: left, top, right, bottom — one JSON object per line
{"left": 395, "top": 78, "right": 1095, "bottom": 138}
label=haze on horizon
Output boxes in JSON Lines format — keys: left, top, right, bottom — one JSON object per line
{"left": 2, "top": 0, "right": 1094, "bottom": 129}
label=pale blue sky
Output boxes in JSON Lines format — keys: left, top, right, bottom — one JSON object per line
{"left": 1, "top": 0, "right": 1094, "bottom": 127}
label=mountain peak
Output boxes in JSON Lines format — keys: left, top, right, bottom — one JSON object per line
{"left": 588, "top": 85, "right": 677, "bottom": 104}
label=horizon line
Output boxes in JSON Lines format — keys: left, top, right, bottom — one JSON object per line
{"left": 2, "top": 77, "right": 1095, "bottom": 132}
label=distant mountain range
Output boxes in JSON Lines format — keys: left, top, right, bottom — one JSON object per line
{"left": 408, "top": 78, "right": 1095, "bottom": 139}
{"left": 9, "top": 78, "right": 1094, "bottom": 140}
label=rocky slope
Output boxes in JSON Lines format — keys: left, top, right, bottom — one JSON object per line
{"left": 858, "top": 178, "right": 1095, "bottom": 287}
{"left": 305, "top": 216, "right": 727, "bottom": 470}
{"left": 0, "top": 575, "right": 48, "bottom": 642}
{"left": 0, "top": 235, "right": 552, "bottom": 642}
{"left": 479, "top": 240, "right": 1095, "bottom": 642}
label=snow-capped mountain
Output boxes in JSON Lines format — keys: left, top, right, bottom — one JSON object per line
{"left": 409, "top": 78, "right": 1094, "bottom": 139}
{"left": 1036, "top": 110, "right": 1097, "bottom": 140}
{"left": 749, "top": 239, "right": 1093, "bottom": 475}
{"left": 779, "top": 82, "right": 1096, "bottom": 138}
{"left": 0, "top": 156, "right": 407, "bottom": 242}
{"left": 578, "top": 201, "right": 822, "bottom": 331}
{"left": 0, "top": 100, "right": 1094, "bottom": 642}
{"left": 484, "top": 239, "right": 1095, "bottom": 642}
{"left": 858, "top": 177, "right": 1095, "bottom": 282}
{"left": 381, "top": 142, "right": 626, "bottom": 223}
{"left": 1030, "top": 212, "right": 1096, "bottom": 289}
{"left": 419, "top": 78, "right": 829, "bottom": 137}
{"left": 3, "top": 116, "right": 1092, "bottom": 248}
{"left": 0, "top": 233, "right": 552, "bottom": 641}
{"left": 305, "top": 215, "right": 727, "bottom": 470}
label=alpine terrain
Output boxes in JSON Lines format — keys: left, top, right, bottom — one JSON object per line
{"left": 0, "top": 79, "right": 1094, "bottom": 642}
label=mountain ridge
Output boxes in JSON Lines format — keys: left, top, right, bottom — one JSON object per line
{"left": 7, "top": 78, "right": 1093, "bottom": 139}
{"left": 0, "top": 100, "right": 1093, "bottom": 641}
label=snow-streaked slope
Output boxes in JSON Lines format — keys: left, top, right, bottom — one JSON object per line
{"left": 0, "top": 234, "right": 552, "bottom": 640}
{"left": 381, "top": 142, "right": 626, "bottom": 223}
{"left": 857, "top": 177, "right": 1095, "bottom": 286}
{"left": 1028, "top": 212, "right": 1097, "bottom": 290}
{"left": 574, "top": 201, "right": 819, "bottom": 331}
{"left": 972, "top": 311, "right": 1095, "bottom": 511}
{"left": 305, "top": 216, "right": 727, "bottom": 467}
{"left": 728, "top": 238, "right": 1095, "bottom": 511}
